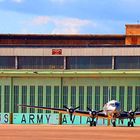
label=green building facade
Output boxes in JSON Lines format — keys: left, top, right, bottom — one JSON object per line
{"left": 0, "top": 70, "right": 140, "bottom": 113}
{"left": 0, "top": 33, "right": 140, "bottom": 116}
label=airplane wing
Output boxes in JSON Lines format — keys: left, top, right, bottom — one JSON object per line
{"left": 18, "top": 104, "right": 68, "bottom": 114}
{"left": 18, "top": 104, "right": 107, "bottom": 118}
{"left": 135, "top": 112, "right": 140, "bottom": 117}
{"left": 117, "top": 111, "right": 140, "bottom": 119}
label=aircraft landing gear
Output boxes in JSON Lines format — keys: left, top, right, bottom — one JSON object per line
{"left": 90, "top": 121, "right": 96, "bottom": 126}
{"left": 112, "top": 120, "right": 116, "bottom": 127}
{"left": 90, "top": 118, "right": 97, "bottom": 127}
{"left": 128, "top": 121, "right": 134, "bottom": 127}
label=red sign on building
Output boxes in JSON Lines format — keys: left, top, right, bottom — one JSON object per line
{"left": 52, "top": 49, "right": 62, "bottom": 55}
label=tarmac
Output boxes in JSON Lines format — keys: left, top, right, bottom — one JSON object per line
{"left": 0, "top": 125, "right": 140, "bottom": 140}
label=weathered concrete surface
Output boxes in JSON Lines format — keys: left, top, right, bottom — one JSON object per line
{"left": 0, "top": 125, "right": 140, "bottom": 140}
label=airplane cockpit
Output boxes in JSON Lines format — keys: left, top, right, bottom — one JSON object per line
{"left": 109, "top": 102, "right": 120, "bottom": 109}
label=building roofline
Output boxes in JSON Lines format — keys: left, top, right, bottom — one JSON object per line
{"left": 125, "top": 24, "right": 140, "bottom": 27}
{"left": 0, "top": 34, "right": 125, "bottom": 39}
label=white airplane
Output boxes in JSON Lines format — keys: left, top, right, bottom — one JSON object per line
{"left": 18, "top": 100, "right": 140, "bottom": 127}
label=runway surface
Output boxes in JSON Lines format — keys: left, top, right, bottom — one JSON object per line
{"left": 0, "top": 125, "right": 140, "bottom": 140}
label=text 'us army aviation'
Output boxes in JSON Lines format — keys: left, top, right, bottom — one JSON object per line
{"left": 18, "top": 100, "right": 140, "bottom": 127}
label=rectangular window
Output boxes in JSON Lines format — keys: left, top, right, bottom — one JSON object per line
{"left": 22, "top": 86, "right": 27, "bottom": 113}
{"left": 119, "top": 86, "right": 125, "bottom": 111}
{"left": 95, "top": 86, "right": 100, "bottom": 110}
{"left": 4, "top": 85, "right": 10, "bottom": 113}
{"left": 30, "top": 86, "right": 35, "bottom": 113}
{"left": 115, "top": 56, "right": 140, "bottom": 69}
{"left": 103, "top": 86, "right": 108, "bottom": 105}
{"left": 38, "top": 86, "right": 43, "bottom": 113}
{"left": 63, "top": 86, "right": 68, "bottom": 107}
{"left": 67, "top": 56, "right": 112, "bottom": 69}
{"left": 14, "top": 86, "right": 19, "bottom": 113}
{"left": 135, "top": 86, "right": 140, "bottom": 111}
{"left": 79, "top": 86, "right": 84, "bottom": 110}
{"left": 87, "top": 86, "right": 92, "bottom": 109}
{"left": 71, "top": 86, "right": 76, "bottom": 108}
{"left": 127, "top": 86, "right": 132, "bottom": 111}
{"left": 18, "top": 56, "right": 64, "bottom": 69}
{"left": 46, "top": 86, "right": 51, "bottom": 113}
{"left": 54, "top": 86, "right": 59, "bottom": 109}
{"left": 0, "top": 56, "right": 15, "bottom": 69}
{"left": 111, "top": 86, "right": 116, "bottom": 100}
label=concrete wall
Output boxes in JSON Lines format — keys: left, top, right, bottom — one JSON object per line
{"left": 0, "top": 47, "right": 140, "bottom": 56}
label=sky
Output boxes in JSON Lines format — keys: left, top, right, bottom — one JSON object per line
{"left": 0, "top": 0, "right": 140, "bottom": 34}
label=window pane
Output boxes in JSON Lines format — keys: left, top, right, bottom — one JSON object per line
{"left": 46, "top": 86, "right": 51, "bottom": 113}
{"left": 0, "top": 56, "right": 15, "bottom": 69}
{"left": 71, "top": 86, "right": 76, "bottom": 108}
{"left": 30, "top": 86, "right": 35, "bottom": 113}
{"left": 4, "top": 85, "right": 10, "bottom": 113}
{"left": 95, "top": 86, "right": 100, "bottom": 110}
{"left": 79, "top": 86, "right": 84, "bottom": 110}
{"left": 67, "top": 56, "right": 112, "bottom": 69}
{"left": 111, "top": 86, "right": 116, "bottom": 100}
{"left": 22, "top": 86, "right": 27, "bottom": 113}
{"left": 87, "top": 86, "right": 92, "bottom": 109}
{"left": 115, "top": 56, "right": 140, "bottom": 69}
{"left": 119, "top": 86, "right": 124, "bottom": 111}
{"left": 38, "top": 86, "right": 43, "bottom": 113}
{"left": 135, "top": 86, "right": 140, "bottom": 111}
{"left": 14, "top": 86, "right": 19, "bottom": 113}
{"left": 103, "top": 86, "right": 109, "bottom": 105}
{"left": 127, "top": 86, "right": 132, "bottom": 111}
{"left": 62, "top": 86, "right": 68, "bottom": 107}
{"left": 18, "top": 56, "right": 64, "bottom": 69}
{"left": 54, "top": 86, "right": 59, "bottom": 109}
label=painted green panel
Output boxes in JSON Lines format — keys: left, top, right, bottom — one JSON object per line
{"left": 30, "top": 86, "right": 35, "bottom": 113}
{"left": 0, "top": 85, "right": 1, "bottom": 112}
{"left": 135, "top": 86, "right": 140, "bottom": 111}
{"left": 79, "top": 86, "right": 84, "bottom": 110}
{"left": 71, "top": 86, "right": 76, "bottom": 108}
{"left": 127, "top": 86, "right": 132, "bottom": 111}
{"left": 92, "top": 86, "right": 95, "bottom": 109}
{"left": 95, "top": 86, "right": 100, "bottom": 110}
{"left": 46, "top": 86, "right": 51, "bottom": 113}
{"left": 13, "top": 86, "right": 19, "bottom": 113}
{"left": 132, "top": 87, "right": 136, "bottom": 110}
{"left": 21, "top": 86, "right": 27, "bottom": 113}
{"left": 4, "top": 86, "right": 10, "bottom": 113}
{"left": 84, "top": 86, "right": 87, "bottom": 111}
{"left": 68, "top": 86, "right": 71, "bottom": 107}
{"left": 87, "top": 86, "right": 92, "bottom": 109}
{"left": 43, "top": 85, "right": 46, "bottom": 113}
{"left": 119, "top": 86, "right": 125, "bottom": 111}
{"left": 38, "top": 86, "right": 43, "bottom": 113}
{"left": 62, "top": 86, "right": 68, "bottom": 107}
{"left": 103, "top": 86, "right": 108, "bottom": 105}
{"left": 111, "top": 86, "right": 116, "bottom": 100}
{"left": 54, "top": 86, "right": 59, "bottom": 108}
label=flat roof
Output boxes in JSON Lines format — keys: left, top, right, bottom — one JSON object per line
{"left": 0, "top": 34, "right": 125, "bottom": 39}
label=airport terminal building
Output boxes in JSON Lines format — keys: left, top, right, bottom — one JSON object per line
{"left": 0, "top": 24, "right": 140, "bottom": 114}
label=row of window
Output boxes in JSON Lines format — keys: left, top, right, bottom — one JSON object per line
{"left": 0, "top": 56, "right": 140, "bottom": 69}
{"left": 0, "top": 85, "right": 140, "bottom": 113}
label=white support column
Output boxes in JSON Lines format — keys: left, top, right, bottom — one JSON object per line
{"left": 15, "top": 56, "right": 18, "bottom": 69}
{"left": 112, "top": 56, "right": 115, "bottom": 69}
{"left": 64, "top": 56, "right": 66, "bottom": 69}
{"left": 43, "top": 86, "right": 46, "bottom": 113}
